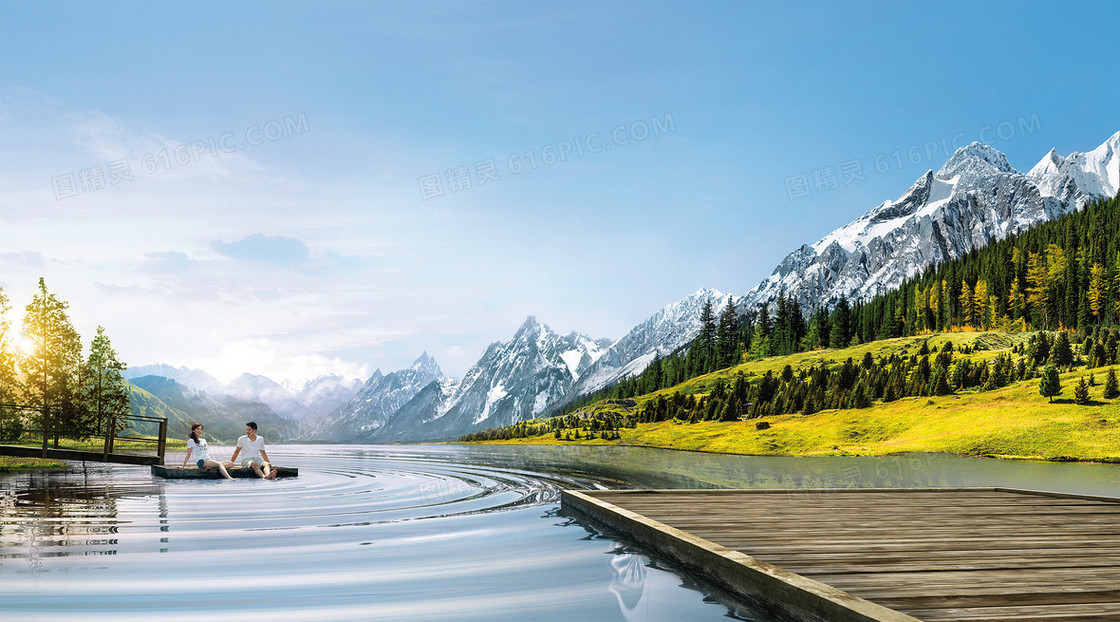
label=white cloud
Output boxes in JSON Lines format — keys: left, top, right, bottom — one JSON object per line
{"left": 191, "top": 338, "right": 369, "bottom": 386}
{"left": 0, "top": 87, "right": 651, "bottom": 385}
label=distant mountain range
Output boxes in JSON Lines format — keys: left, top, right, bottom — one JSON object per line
{"left": 123, "top": 364, "right": 361, "bottom": 442}
{"left": 132, "top": 132, "right": 1119, "bottom": 444}
{"left": 300, "top": 353, "right": 443, "bottom": 442}
{"left": 128, "top": 375, "right": 303, "bottom": 443}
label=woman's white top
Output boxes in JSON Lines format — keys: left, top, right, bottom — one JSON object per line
{"left": 187, "top": 437, "right": 211, "bottom": 461}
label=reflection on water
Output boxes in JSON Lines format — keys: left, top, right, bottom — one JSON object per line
{"left": 440, "top": 444, "right": 1120, "bottom": 496}
{"left": 1, "top": 444, "right": 1117, "bottom": 621}
{"left": 0, "top": 445, "right": 755, "bottom": 622}
{"left": 1, "top": 468, "right": 167, "bottom": 572}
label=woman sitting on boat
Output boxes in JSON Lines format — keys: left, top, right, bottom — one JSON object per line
{"left": 182, "top": 423, "right": 233, "bottom": 479}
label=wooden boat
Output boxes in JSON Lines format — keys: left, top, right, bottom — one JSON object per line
{"left": 151, "top": 464, "right": 299, "bottom": 479}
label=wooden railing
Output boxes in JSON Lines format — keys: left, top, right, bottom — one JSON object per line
{"left": 0, "top": 403, "right": 168, "bottom": 464}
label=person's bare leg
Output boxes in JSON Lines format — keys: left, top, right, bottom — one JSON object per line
{"left": 263, "top": 462, "right": 276, "bottom": 479}
{"left": 205, "top": 459, "right": 232, "bottom": 479}
{"left": 251, "top": 462, "right": 265, "bottom": 478}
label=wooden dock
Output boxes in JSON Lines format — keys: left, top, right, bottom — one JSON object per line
{"left": 151, "top": 465, "right": 299, "bottom": 479}
{"left": 0, "top": 443, "right": 161, "bottom": 465}
{"left": 562, "top": 488, "right": 1120, "bottom": 622}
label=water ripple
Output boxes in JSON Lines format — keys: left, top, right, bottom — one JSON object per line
{"left": 0, "top": 445, "right": 755, "bottom": 622}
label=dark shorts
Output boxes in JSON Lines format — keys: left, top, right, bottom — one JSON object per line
{"left": 197, "top": 459, "right": 206, "bottom": 468}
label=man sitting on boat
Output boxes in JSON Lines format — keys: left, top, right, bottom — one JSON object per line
{"left": 229, "top": 421, "right": 277, "bottom": 479}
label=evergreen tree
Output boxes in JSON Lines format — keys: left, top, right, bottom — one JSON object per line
{"left": 83, "top": 326, "right": 131, "bottom": 436}
{"left": 1105, "top": 368, "right": 1120, "bottom": 400}
{"left": 949, "top": 360, "right": 965, "bottom": 389}
{"left": 699, "top": 297, "right": 717, "bottom": 371}
{"left": 715, "top": 298, "right": 739, "bottom": 369}
{"left": 0, "top": 288, "right": 20, "bottom": 441}
{"left": 20, "top": 278, "right": 85, "bottom": 437}
{"left": 805, "top": 307, "right": 830, "bottom": 350}
{"left": 1049, "top": 332, "right": 1074, "bottom": 369}
{"left": 801, "top": 393, "right": 817, "bottom": 415}
{"left": 931, "top": 367, "right": 951, "bottom": 396}
{"left": 1074, "top": 376, "right": 1091, "bottom": 405}
{"left": 748, "top": 307, "right": 771, "bottom": 360}
{"left": 1039, "top": 365, "right": 1062, "bottom": 403}
{"left": 829, "top": 296, "right": 851, "bottom": 349}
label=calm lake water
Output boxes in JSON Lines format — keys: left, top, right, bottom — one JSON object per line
{"left": 2, "top": 444, "right": 1118, "bottom": 621}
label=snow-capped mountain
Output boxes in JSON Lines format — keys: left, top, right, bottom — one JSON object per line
{"left": 302, "top": 353, "right": 443, "bottom": 441}
{"left": 567, "top": 287, "right": 734, "bottom": 399}
{"left": 739, "top": 132, "right": 1120, "bottom": 314}
{"left": 370, "top": 317, "right": 610, "bottom": 441}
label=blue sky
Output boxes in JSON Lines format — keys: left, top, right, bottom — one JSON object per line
{"left": 1, "top": 0, "right": 1117, "bottom": 384}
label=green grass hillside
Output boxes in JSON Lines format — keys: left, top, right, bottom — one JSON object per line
{"left": 465, "top": 331, "right": 1120, "bottom": 462}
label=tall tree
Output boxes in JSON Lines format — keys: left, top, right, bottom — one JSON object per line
{"left": 1049, "top": 331, "right": 1074, "bottom": 369}
{"left": 748, "top": 303, "right": 772, "bottom": 360}
{"left": 829, "top": 296, "right": 851, "bottom": 349}
{"left": 83, "top": 326, "right": 131, "bottom": 436}
{"left": 0, "top": 288, "right": 20, "bottom": 441}
{"left": 959, "top": 280, "right": 974, "bottom": 327}
{"left": 20, "top": 278, "right": 84, "bottom": 435}
{"left": 699, "top": 297, "right": 717, "bottom": 370}
{"left": 974, "top": 280, "right": 989, "bottom": 329}
{"left": 1104, "top": 368, "right": 1120, "bottom": 400}
{"left": 1088, "top": 262, "right": 1108, "bottom": 322}
{"left": 715, "top": 298, "right": 739, "bottom": 369}
{"left": 1025, "top": 250, "right": 1050, "bottom": 324}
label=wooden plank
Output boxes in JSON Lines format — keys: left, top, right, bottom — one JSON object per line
{"left": 911, "top": 602, "right": 1120, "bottom": 622}
{"left": 0, "top": 443, "right": 160, "bottom": 465}
{"left": 562, "top": 488, "right": 1120, "bottom": 622}
{"left": 150, "top": 464, "right": 298, "bottom": 479}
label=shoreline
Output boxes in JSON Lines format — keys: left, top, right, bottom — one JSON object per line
{"left": 459, "top": 438, "right": 1120, "bottom": 465}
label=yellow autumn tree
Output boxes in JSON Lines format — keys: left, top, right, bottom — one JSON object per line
{"left": 974, "top": 280, "right": 989, "bottom": 329}
{"left": 958, "top": 280, "right": 973, "bottom": 327}
{"left": 1025, "top": 251, "right": 1049, "bottom": 322}
{"left": 1087, "top": 262, "right": 1108, "bottom": 320}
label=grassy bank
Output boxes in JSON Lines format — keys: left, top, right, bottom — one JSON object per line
{"left": 465, "top": 332, "right": 1120, "bottom": 462}
{"left": 1, "top": 434, "right": 186, "bottom": 452}
{"left": 0, "top": 456, "right": 69, "bottom": 473}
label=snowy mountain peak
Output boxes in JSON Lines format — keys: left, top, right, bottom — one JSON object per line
{"left": 521, "top": 315, "right": 541, "bottom": 327}
{"left": 566, "top": 287, "right": 734, "bottom": 400}
{"left": 740, "top": 132, "right": 1119, "bottom": 316}
{"left": 302, "top": 353, "right": 445, "bottom": 442}
{"left": 351, "top": 317, "right": 609, "bottom": 440}
{"left": 866, "top": 170, "right": 934, "bottom": 223}
{"left": 411, "top": 352, "right": 441, "bottom": 374}
{"left": 1028, "top": 132, "right": 1119, "bottom": 201}
{"left": 937, "top": 141, "right": 1016, "bottom": 182}
{"left": 691, "top": 286, "right": 726, "bottom": 300}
